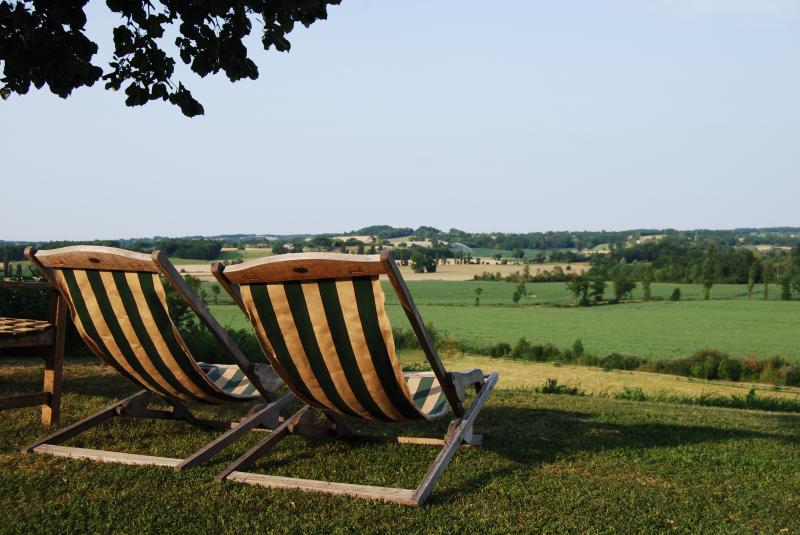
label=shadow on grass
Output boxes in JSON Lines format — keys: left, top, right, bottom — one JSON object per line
{"left": 427, "top": 404, "right": 800, "bottom": 504}
{"left": 478, "top": 405, "right": 799, "bottom": 465}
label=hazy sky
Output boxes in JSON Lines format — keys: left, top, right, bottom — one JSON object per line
{"left": 3, "top": 0, "right": 799, "bottom": 240}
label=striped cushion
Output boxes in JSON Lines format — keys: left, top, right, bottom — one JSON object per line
{"left": 198, "top": 363, "right": 259, "bottom": 397}
{"left": 240, "top": 276, "right": 450, "bottom": 422}
{"left": 50, "top": 268, "right": 250, "bottom": 404}
{"left": 404, "top": 372, "right": 449, "bottom": 420}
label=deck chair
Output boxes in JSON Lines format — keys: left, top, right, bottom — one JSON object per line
{"left": 212, "top": 251, "right": 498, "bottom": 506}
{"left": 23, "top": 245, "right": 293, "bottom": 470}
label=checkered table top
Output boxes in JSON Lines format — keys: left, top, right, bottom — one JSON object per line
{"left": 0, "top": 317, "right": 53, "bottom": 337}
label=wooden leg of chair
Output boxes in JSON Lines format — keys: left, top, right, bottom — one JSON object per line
{"left": 24, "top": 390, "right": 150, "bottom": 453}
{"left": 177, "top": 392, "right": 294, "bottom": 471}
{"left": 216, "top": 405, "right": 310, "bottom": 481}
{"left": 41, "top": 298, "right": 67, "bottom": 427}
{"left": 411, "top": 373, "right": 498, "bottom": 506}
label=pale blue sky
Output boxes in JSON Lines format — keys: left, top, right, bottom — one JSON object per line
{"left": 3, "top": 0, "right": 799, "bottom": 241}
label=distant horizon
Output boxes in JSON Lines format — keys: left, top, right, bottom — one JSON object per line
{"left": 3, "top": 224, "right": 800, "bottom": 244}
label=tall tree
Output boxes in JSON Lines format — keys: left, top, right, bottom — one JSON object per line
{"left": 701, "top": 243, "right": 717, "bottom": 300}
{"left": 641, "top": 263, "right": 653, "bottom": 301}
{"left": 747, "top": 262, "right": 757, "bottom": 300}
{"left": 566, "top": 276, "right": 590, "bottom": 306}
{"left": 612, "top": 262, "right": 635, "bottom": 301}
{"left": 763, "top": 259, "right": 772, "bottom": 300}
{"left": 0, "top": 0, "right": 340, "bottom": 116}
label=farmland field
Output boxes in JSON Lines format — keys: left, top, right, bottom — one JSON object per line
{"left": 207, "top": 280, "right": 800, "bottom": 362}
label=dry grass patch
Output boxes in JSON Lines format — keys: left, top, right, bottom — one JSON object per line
{"left": 398, "top": 350, "right": 800, "bottom": 401}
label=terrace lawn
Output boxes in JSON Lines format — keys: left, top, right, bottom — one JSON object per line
{"left": 2, "top": 360, "right": 798, "bottom": 533}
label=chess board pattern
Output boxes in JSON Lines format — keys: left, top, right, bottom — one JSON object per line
{"left": 0, "top": 317, "right": 53, "bottom": 337}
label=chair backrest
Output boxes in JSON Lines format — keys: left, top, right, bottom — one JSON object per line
{"left": 214, "top": 251, "right": 463, "bottom": 421}
{"left": 27, "top": 246, "right": 256, "bottom": 404}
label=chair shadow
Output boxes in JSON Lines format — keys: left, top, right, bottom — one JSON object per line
{"left": 429, "top": 404, "right": 800, "bottom": 504}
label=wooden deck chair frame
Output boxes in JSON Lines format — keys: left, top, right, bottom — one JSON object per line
{"left": 212, "top": 250, "right": 498, "bottom": 506}
{"left": 22, "top": 246, "right": 293, "bottom": 470}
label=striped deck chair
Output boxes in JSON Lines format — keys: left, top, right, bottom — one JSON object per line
{"left": 213, "top": 251, "right": 498, "bottom": 506}
{"left": 23, "top": 246, "right": 293, "bottom": 470}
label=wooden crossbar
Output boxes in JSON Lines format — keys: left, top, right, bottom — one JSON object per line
{"left": 217, "top": 373, "right": 498, "bottom": 506}
{"left": 226, "top": 472, "right": 418, "bottom": 506}
{"left": 33, "top": 445, "right": 183, "bottom": 467}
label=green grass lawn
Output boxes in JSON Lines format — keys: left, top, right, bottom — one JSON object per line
{"left": 2, "top": 361, "right": 798, "bottom": 533}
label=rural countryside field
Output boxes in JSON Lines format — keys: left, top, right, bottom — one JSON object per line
{"left": 2, "top": 228, "right": 800, "bottom": 532}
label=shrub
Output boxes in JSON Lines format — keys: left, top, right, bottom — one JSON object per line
{"left": 572, "top": 339, "right": 585, "bottom": 358}
{"left": 670, "top": 287, "right": 681, "bottom": 301}
{"left": 718, "top": 358, "right": 743, "bottom": 381}
{"left": 686, "top": 348, "right": 727, "bottom": 380}
{"left": 600, "top": 353, "right": 644, "bottom": 371}
{"left": 782, "top": 366, "right": 800, "bottom": 387}
{"left": 614, "top": 387, "right": 648, "bottom": 401}
{"left": 535, "top": 378, "right": 584, "bottom": 396}
{"left": 487, "top": 342, "right": 512, "bottom": 357}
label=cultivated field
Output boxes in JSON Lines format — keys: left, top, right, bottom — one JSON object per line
{"left": 207, "top": 280, "right": 800, "bottom": 362}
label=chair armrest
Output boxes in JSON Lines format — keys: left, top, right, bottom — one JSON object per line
{"left": 447, "top": 369, "right": 486, "bottom": 402}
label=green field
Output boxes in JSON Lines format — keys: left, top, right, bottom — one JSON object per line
{"left": 207, "top": 281, "right": 800, "bottom": 362}
{"left": 2, "top": 361, "right": 798, "bottom": 533}
{"left": 386, "top": 301, "right": 800, "bottom": 361}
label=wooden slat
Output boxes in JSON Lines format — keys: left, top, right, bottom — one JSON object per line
{"left": 222, "top": 252, "right": 385, "bottom": 284}
{"left": 0, "top": 281, "right": 52, "bottom": 289}
{"left": 33, "top": 444, "right": 182, "bottom": 467}
{"left": 32, "top": 246, "right": 159, "bottom": 273}
{"left": 216, "top": 405, "right": 310, "bottom": 480}
{"left": 41, "top": 295, "right": 67, "bottom": 426}
{"left": 0, "top": 330, "right": 54, "bottom": 347}
{"left": 176, "top": 391, "right": 293, "bottom": 470}
{"left": 226, "top": 472, "right": 419, "bottom": 506}
{"left": 352, "top": 435, "right": 482, "bottom": 447}
{"left": 0, "top": 392, "right": 49, "bottom": 411}
{"left": 24, "top": 390, "right": 148, "bottom": 453}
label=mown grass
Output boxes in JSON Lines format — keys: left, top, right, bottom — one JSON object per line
{"left": 2, "top": 361, "right": 799, "bottom": 533}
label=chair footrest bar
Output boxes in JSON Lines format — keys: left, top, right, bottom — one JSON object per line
{"left": 33, "top": 444, "right": 183, "bottom": 467}
{"left": 227, "top": 472, "right": 419, "bottom": 506}
{"left": 0, "top": 392, "right": 50, "bottom": 411}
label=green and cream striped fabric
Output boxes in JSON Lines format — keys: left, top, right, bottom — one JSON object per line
{"left": 50, "top": 268, "right": 256, "bottom": 404}
{"left": 198, "top": 363, "right": 260, "bottom": 397}
{"left": 239, "top": 276, "right": 451, "bottom": 421}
